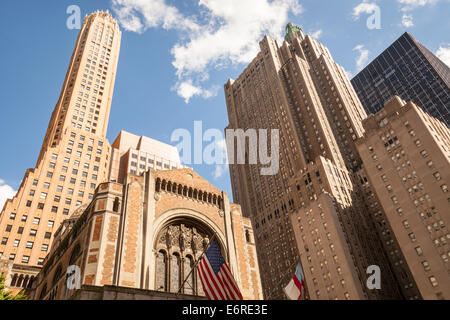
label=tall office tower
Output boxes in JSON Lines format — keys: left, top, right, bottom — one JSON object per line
{"left": 357, "top": 96, "right": 450, "bottom": 300}
{"left": 351, "top": 32, "right": 450, "bottom": 127}
{"left": 109, "top": 130, "right": 184, "bottom": 184}
{"left": 0, "top": 11, "right": 121, "bottom": 290}
{"left": 225, "top": 24, "right": 414, "bottom": 299}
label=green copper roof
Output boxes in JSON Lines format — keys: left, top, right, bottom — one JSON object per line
{"left": 285, "top": 23, "right": 302, "bottom": 42}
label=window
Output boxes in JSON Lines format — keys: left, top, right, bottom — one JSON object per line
{"left": 422, "top": 261, "right": 431, "bottom": 271}
{"left": 26, "top": 241, "right": 34, "bottom": 249}
{"left": 22, "top": 256, "right": 30, "bottom": 264}
{"left": 21, "top": 215, "right": 27, "bottom": 222}
{"left": 403, "top": 220, "right": 410, "bottom": 229}
{"left": 38, "top": 258, "right": 45, "bottom": 266}
{"left": 63, "top": 208, "right": 69, "bottom": 215}
{"left": 408, "top": 233, "right": 416, "bottom": 242}
{"left": 51, "top": 206, "right": 58, "bottom": 213}
{"left": 48, "top": 220, "right": 54, "bottom": 228}
{"left": 41, "top": 244, "right": 49, "bottom": 252}
{"left": 1, "top": 238, "right": 8, "bottom": 245}
{"left": 44, "top": 232, "right": 52, "bottom": 239}
{"left": 9, "top": 213, "right": 16, "bottom": 220}
{"left": 30, "top": 229, "right": 37, "bottom": 236}
{"left": 420, "top": 150, "right": 428, "bottom": 158}
{"left": 40, "top": 192, "right": 47, "bottom": 199}
{"left": 415, "top": 247, "right": 423, "bottom": 256}
{"left": 13, "top": 239, "right": 20, "bottom": 247}
{"left": 5, "top": 225, "right": 12, "bottom": 232}
{"left": 441, "top": 185, "right": 448, "bottom": 193}
{"left": 9, "top": 254, "right": 15, "bottom": 261}
{"left": 429, "top": 276, "right": 438, "bottom": 287}
{"left": 26, "top": 200, "right": 32, "bottom": 207}
{"left": 17, "top": 227, "right": 23, "bottom": 234}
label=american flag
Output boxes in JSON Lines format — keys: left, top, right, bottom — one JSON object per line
{"left": 197, "top": 240, "right": 243, "bottom": 300}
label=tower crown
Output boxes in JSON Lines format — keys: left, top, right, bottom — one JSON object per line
{"left": 285, "top": 23, "right": 304, "bottom": 42}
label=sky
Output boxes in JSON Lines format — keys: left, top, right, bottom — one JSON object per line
{"left": 0, "top": 0, "right": 449, "bottom": 208}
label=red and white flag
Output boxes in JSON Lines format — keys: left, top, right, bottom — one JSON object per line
{"left": 284, "top": 263, "right": 306, "bottom": 300}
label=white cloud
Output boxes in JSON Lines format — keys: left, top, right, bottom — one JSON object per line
{"left": 353, "top": 44, "right": 370, "bottom": 72}
{"left": 401, "top": 14, "right": 414, "bottom": 27}
{"left": 436, "top": 44, "right": 450, "bottom": 67}
{"left": 310, "top": 29, "right": 323, "bottom": 39}
{"left": 352, "top": 1, "right": 379, "bottom": 20}
{"left": 0, "top": 179, "right": 16, "bottom": 211}
{"left": 213, "top": 164, "right": 228, "bottom": 179}
{"left": 174, "top": 80, "right": 219, "bottom": 103}
{"left": 396, "top": 0, "right": 440, "bottom": 11}
{"left": 112, "top": 0, "right": 303, "bottom": 103}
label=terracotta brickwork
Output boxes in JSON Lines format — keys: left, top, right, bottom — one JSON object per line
{"left": 31, "top": 167, "right": 262, "bottom": 300}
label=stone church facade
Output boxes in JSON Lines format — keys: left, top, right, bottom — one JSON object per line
{"left": 30, "top": 168, "right": 263, "bottom": 300}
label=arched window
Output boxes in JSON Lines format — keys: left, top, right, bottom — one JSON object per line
{"left": 178, "top": 184, "right": 183, "bottom": 195}
{"left": 172, "top": 183, "right": 177, "bottom": 193}
{"left": 22, "top": 275, "right": 30, "bottom": 289}
{"left": 193, "top": 189, "right": 198, "bottom": 200}
{"left": 161, "top": 180, "right": 167, "bottom": 191}
{"left": 156, "top": 251, "right": 167, "bottom": 292}
{"left": 188, "top": 188, "right": 193, "bottom": 198}
{"left": 167, "top": 181, "right": 172, "bottom": 192}
{"left": 218, "top": 197, "right": 223, "bottom": 209}
{"left": 245, "top": 230, "right": 252, "bottom": 243}
{"left": 10, "top": 273, "right": 18, "bottom": 287}
{"left": 183, "top": 186, "right": 188, "bottom": 197}
{"left": 39, "top": 283, "right": 48, "bottom": 300}
{"left": 213, "top": 195, "right": 217, "bottom": 205}
{"left": 17, "top": 274, "right": 24, "bottom": 288}
{"left": 170, "top": 253, "right": 181, "bottom": 293}
{"left": 198, "top": 191, "right": 203, "bottom": 201}
{"left": 52, "top": 264, "right": 63, "bottom": 287}
{"left": 69, "top": 243, "right": 81, "bottom": 265}
{"left": 113, "top": 197, "right": 120, "bottom": 212}
{"left": 28, "top": 276, "right": 35, "bottom": 289}
{"left": 155, "top": 178, "right": 161, "bottom": 192}
{"left": 184, "top": 255, "right": 194, "bottom": 295}
{"left": 208, "top": 193, "right": 212, "bottom": 203}
{"left": 203, "top": 192, "right": 207, "bottom": 202}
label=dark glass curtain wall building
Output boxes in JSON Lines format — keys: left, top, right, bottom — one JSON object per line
{"left": 351, "top": 33, "right": 450, "bottom": 127}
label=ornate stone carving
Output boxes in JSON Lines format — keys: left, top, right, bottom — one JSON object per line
{"left": 157, "top": 222, "right": 210, "bottom": 254}
{"left": 154, "top": 192, "right": 161, "bottom": 201}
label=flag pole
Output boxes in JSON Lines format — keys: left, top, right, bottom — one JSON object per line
{"left": 176, "top": 232, "right": 217, "bottom": 296}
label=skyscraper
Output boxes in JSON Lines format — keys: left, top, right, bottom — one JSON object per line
{"left": 351, "top": 32, "right": 450, "bottom": 127}
{"left": 0, "top": 11, "right": 121, "bottom": 289}
{"left": 225, "top": 24, "right": 417, "bottom": 299}
{"left": 356, "top": 96, "right": 450, "bottom": 300}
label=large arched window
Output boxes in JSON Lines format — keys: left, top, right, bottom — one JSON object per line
{"left": 155, "top": 218, "right": 223, "bottom": 297}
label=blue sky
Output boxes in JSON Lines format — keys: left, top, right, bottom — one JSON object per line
{"left": 0, "top": 0, "right": 449, "bottom": 207}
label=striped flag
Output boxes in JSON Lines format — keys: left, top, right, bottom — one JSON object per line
{"left": 197, "top": 240, "right": 243, "bottom": 300}
{"left": 284, "top": 263, "right": 306, "bottom": 300}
